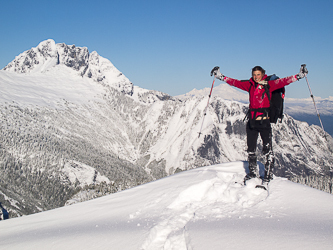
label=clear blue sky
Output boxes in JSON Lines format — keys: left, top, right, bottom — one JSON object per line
{"left": 1, "top": 0, "right": 332, "bottom": 99}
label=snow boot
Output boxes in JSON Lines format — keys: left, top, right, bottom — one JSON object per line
{"left": 244, "top": 153, "right": 258, "bottom": 184}
{"left": 262, "top": 152, "right": 274, "bottom": 185}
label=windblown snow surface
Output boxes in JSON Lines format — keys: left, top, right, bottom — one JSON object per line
{"left": 0, "top": 161, "right": 332, "bottom": 250}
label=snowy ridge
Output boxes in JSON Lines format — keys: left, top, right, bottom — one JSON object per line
{"left": 0, "top": 162, "right": 332, "bottom": 250}
{"left": 176, "top": 83, "right": 248, "bottom": 103}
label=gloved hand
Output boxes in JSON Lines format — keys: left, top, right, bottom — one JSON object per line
{"left": 210, "top": 66, "right": 225, "bottom": 81}
{"left": 296, "top": 64, "right": 308, "bottom": 80}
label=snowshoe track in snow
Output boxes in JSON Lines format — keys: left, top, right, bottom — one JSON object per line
{"left": 140, "top": 163, "right": 269, "bottom": 250}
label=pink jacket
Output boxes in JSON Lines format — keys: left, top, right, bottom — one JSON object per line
{"left": 223, "top": 74, "right": 298, "bottom": 118}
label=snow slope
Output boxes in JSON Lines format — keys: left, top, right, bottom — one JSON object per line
{"left": 1, "top": 161, "right": 332, "bottom": 250}
{"left": 0, "top": 66, "right": 106, "bottom": 107}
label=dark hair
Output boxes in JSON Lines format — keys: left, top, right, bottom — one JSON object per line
{"left": 252, "top": 66, "right": 265, "bottom": 75}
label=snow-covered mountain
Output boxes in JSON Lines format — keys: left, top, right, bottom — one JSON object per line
{"left": 0, "top": 40, "right": 332, "bottom": 218}
{"left": 3, "top": 39, "right": 134, "bottom": 95}
{"left": 284, "top": 97, "right": 333, "bottom": 136}
{"left": 1, "top": 162, "right": 332, "bottom": 250}
{"left": 285, "top": 96, "right": 333, "bottom": 116}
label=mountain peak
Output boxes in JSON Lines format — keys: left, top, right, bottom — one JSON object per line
{"left": 36, "top": 39, "right": 58, "bottom": 57}
{"left": 2, "top": 39, "right": 133, "bottom": 95}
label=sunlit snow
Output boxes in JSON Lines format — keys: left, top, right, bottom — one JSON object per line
{"left": 0, "top": 161, "right": 332, "bottom": 250}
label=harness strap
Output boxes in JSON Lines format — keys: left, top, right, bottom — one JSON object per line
{"left": 262, "top": 84, "right": 271, "bottom": 106}
{"left": 244, "top": 79, "right": 271, "bottom": 126}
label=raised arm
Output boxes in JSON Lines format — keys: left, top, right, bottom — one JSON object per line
{"left": 210, "top": 66, "right": 251, "bottom": 92}
{"left": 268, "top": 65, "right": 308, "bottom": 91}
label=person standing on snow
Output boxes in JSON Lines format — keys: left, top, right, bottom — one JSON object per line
{"left": 210, "top": 65, "right": 308, "bottom": 188}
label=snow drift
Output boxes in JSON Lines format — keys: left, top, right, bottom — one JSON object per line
{"left": 0, "top": 161, "right": 332, "bottom": 250}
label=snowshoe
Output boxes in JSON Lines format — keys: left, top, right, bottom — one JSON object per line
{"left": 256, "top": 179, "right": 269, "bottom": 191}
{"left": 244, "top": 176, "right": 262, "bottom": 187}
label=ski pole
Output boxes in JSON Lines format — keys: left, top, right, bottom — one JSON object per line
{"left": 198, "top": 76, "right": 216, "bottom": 138}
{"left": 302, "top": 64, "right": 325, "bottom": 135}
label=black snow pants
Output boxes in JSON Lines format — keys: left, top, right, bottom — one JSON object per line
{"left": 246, "top": 119, "right": 272, "bottom": 155}
{"left": 246, "top": 119, "right": 274, "bottom": 181}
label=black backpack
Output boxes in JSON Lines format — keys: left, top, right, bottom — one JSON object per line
{"left": 265, "top": 74, "right": 285, "bottom": 123}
